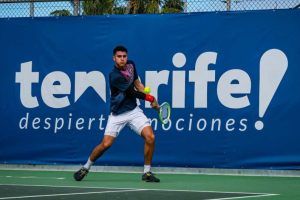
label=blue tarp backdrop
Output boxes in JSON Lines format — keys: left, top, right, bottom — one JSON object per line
{"left": 0, "top": 10, "right": 299, "bottom": 169}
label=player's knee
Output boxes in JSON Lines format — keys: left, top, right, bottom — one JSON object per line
{"left": 102, "top": 140, "right": 113, "bottom": 149}
{"left": 145, "top": 134, "right": 155, "bottom": 144}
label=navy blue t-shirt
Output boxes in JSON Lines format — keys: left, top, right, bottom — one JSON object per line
{"left": 109, "top": 60, "right": 139, "bottom": 115}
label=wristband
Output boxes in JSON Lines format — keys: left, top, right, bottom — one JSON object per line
{"left": 145, "top": 94, "right": 154, "bottom": 103}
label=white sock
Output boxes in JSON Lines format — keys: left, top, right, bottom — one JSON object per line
{"left": 83, "top": 158, "right": 94, "bottom": 170}
{"left": 144, "top": 165, "right": 151, "bottom": 174}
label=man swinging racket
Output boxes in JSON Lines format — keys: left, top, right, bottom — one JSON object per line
{"left": 74, "top": 45, "right": 160, "bottom": 182}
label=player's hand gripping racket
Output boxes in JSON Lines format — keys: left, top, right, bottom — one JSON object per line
{"left": 144, "top": 87, "right": 171, "bottom": 124}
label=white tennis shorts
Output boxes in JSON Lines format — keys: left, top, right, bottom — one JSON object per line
{"left": 104, "top": 106, "right": 151, "bottom": 137}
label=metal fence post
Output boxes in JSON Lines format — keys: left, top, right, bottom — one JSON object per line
{"left": 29, "top": 0, "right": 34, "bottom": 17}
{"left": 226, "top": 0, "right": 231, "bottom": 11}
{"left": 73, "top": 0, "right": 80, "bottom": 16}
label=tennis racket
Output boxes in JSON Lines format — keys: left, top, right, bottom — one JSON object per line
{"left": 158, "top": 102, "right": 171, "bottom": 124}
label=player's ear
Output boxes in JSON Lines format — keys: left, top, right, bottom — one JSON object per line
{"left": 113, "top": 56, "right": 116, "bottom": 62}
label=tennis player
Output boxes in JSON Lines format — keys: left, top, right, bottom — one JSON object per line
{"left": 74, "top": 45, "right": 160, "bottom": 182}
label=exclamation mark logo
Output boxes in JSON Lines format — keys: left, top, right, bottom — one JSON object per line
{"left": 255, "top": 49, "right": 288, "bottom": 130}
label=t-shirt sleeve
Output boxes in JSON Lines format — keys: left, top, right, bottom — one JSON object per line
{"left": 110, "top": 74, "right": 131, "bottom": 92}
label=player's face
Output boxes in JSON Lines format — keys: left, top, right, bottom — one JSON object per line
{"left": 113, "top": 51, "right": 128, "bottom": 69}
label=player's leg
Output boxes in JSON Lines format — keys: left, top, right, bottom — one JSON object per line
{"left": 128, "top": 107, "right": 160, "bottom": 182}
{"left": 141, "top": 126, "right": 155, "bottom": 167}
{"left": 73, "top": 135, "right": 115, "bottom": 181}
{"left": 74, "top": 114, "right": 126, "bottom": 181}
{"left": 89, "top": 135, "right": 115, "bottom": 163}
{"left": 140, "top": 126, "right": 160, "bottom": 182}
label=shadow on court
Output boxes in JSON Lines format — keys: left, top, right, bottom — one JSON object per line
{"left": 0, "top": 185, "right": 271, "bottom": 200}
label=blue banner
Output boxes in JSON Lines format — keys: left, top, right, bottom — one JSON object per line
{"left": 0, "top": 9, "right": 299, "bottom": 169}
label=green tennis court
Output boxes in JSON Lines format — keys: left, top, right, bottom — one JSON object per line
{"left": 1, "top": 170, "right": 299, "bottom": 199}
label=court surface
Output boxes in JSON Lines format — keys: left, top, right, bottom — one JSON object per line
{"left": 0, "top": 169, "right": 299, "bottom": 199}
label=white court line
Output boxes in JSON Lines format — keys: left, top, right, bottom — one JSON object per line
{"left": 204, "top": 193, "right": 279, "bottom": 200}
{"left": 0, "top": 183, "right": 279, "bottom": 197}
{"left": 0, "top": 189, "right": 146, "bottom": 200}
{"left": 0, "top": 176, "right": 65, "bottom": 180}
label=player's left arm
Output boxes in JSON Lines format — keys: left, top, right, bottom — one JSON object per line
{"left": 134, "top": 79, "right": 145, "bottom": 93}
{"left": 131, "top": 62, "right": 159, "bottom": 110}
{"left": 134, "top": 79, "right": 159, "bottom": 110}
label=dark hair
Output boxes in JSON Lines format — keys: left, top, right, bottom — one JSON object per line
{"left": 113, "top": 45, "right": 128, "bottom": 55}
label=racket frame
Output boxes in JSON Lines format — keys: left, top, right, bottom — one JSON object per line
{"left": 159, "top": 102, "right": 171, "bottom": 124}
